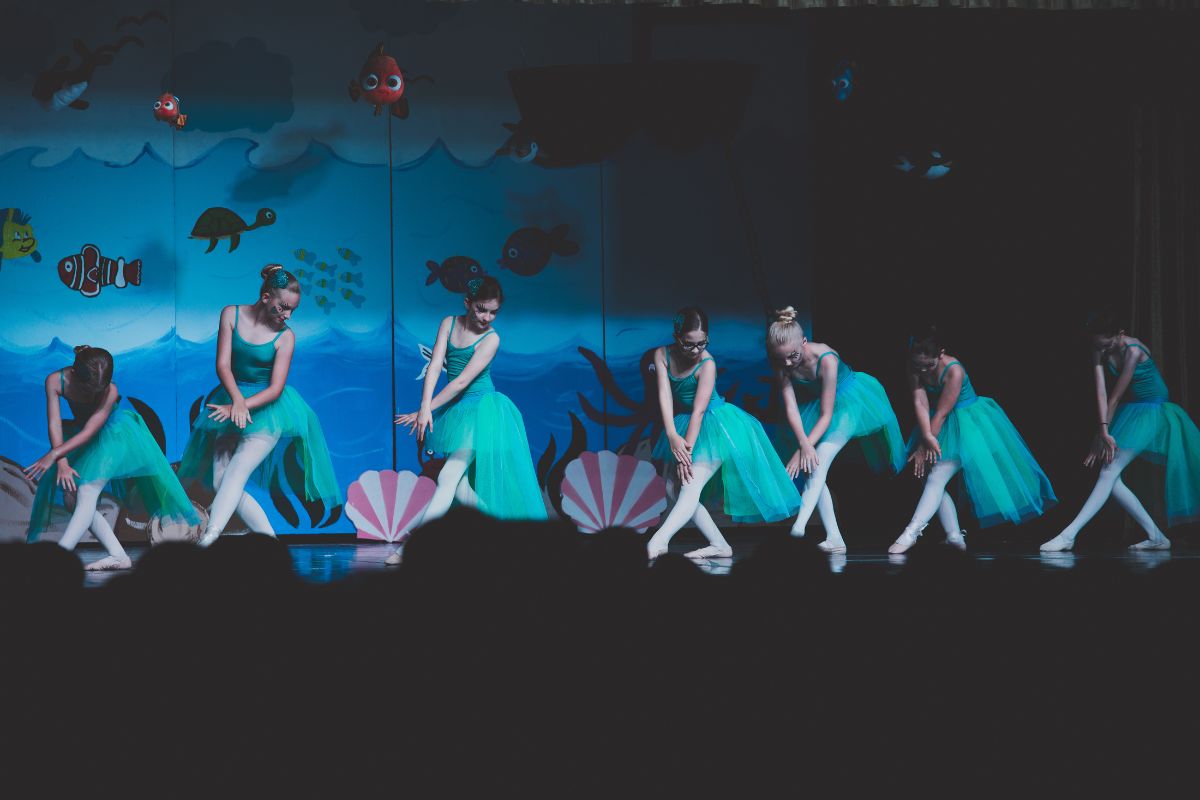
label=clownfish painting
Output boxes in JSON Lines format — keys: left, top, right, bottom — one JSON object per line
{"left": 58, "top": 244, "right": 142, "bottom": 298}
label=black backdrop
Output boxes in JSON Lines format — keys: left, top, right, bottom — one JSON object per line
{"left": 805, "top": 9, "right": 1200, "bottom": 546}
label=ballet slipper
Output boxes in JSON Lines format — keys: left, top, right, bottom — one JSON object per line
{"left": 198, "top": 529, "right": 221, "bottom": 548}
{"left": 684, "top": 545, "right": 733, "bottom": 559}
{"left": 1039, "top": 532, "right": 1076, "bottom": 552}
{"left": 945, "top": 530, "right": 967, "bottom": 551}
{"left": 1128, "top": 536, "right": 1171, "bottom": 551}
{"left": 888, "top": 523, "right": 927, "bottom": 555}
{"left": 817, "top": 539, "right": 847, "bottom": 555}
{"left": 384, "top": 548, "right": 403, "bottom": 566}
{"left": 85, "top": 555, "right": 132, "bottom": 571}
{"left": 647, "top": 544, "right": 669, "bottom": 559}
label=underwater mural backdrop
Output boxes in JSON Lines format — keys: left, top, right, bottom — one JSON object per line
{"left": 0, "top": 0, "right": 810, "bottom": 535}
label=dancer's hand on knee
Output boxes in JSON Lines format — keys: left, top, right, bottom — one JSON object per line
{"left": 908, "top": 448, "right": 927, "bottom": 479}
{"left": 676, "top": 461, "right": 694, "bottom": 485}
{"left": 231, "top": 399, "right": 252, "bottom": 429}
{"left": 921, "top": 433, "right": 941, "bottom": 462}
{"left": 1084, "top": 432, "right": 1117, "bottom": 468}
{"left": 797, "top": 443, "right": 819, "bottom": 475}
{"left": 669, "top": 434, "right": 692, "bottom": 468}
{"left": 55, "top": 460, "right": 78, "bottom": 492}
{"left": 23, "top": 451, "right": 60, "bottom": 483}
{"left": 207, "top": 403, "right": 233, "bottom": 424}
{"left": 415, "top": 408, "right": 433, "bottom": 442}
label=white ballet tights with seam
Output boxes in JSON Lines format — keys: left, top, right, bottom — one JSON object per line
{"left": 790, "top": 433, "right": 851, "bottom": 546}
{"left": 57, "top": 479, "right": 129, "bottom": 561}
{"left": 1054, "top": 447, "right": 1165, "bottom": 545}
{"left": 646, "top": 461, "right": 731, "bottom": 555}
{"left": 201, "top": 433, "right": 280, "bottom": 545}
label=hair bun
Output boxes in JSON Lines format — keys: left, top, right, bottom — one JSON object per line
{"left": 773, "top": 306, "right": 797, "bottom": 324}
{"left": 260, "top": 264, "right": 284, "bottom": 279}
{"left": 73, "top": 344, "right": 90, "bottom": 354}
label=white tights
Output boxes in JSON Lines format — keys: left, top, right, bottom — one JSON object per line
{"left": 645, "top": 461, "right": 732, "bottom": 554}
{"left": 1057, "top": 447, "right": 1165, "bottom": 543}
{"left": 57, "top": 479, "right": 129, "bottom": 561}
{"left": 790, "top": 433, "right": 850, "bottom": 546}
{"left": 906, "top": 459, "right": 964, "bottom": 534}
{"left": 388, "top": 450, "right": 476, "bottom": 559}
{"left": 202, "top": 433, "right": 279, "bottom": 544}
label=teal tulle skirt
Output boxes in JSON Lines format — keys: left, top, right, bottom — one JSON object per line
{"left": 653, "top": 400, "right": 801, "bottom": 524}
{"left": 907, "top": 397, "right": 1057, "bottom": 527}
{"left": 1110, "top": 400, "right": 1200, "bottom": 526}
{"left": 426, "top": 389, "right": 547, "bottom": 520}
{"left": 27, "top": 409, "right": 199, "bottom": 541}
{"left": 774, "top": 372, "right": 906, "bottom": 474}
{"left": 177, "top": 382, "right": 342, "bottom": 507}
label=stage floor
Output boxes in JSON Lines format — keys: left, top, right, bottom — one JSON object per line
{"left": 74, "top": 528, "right": 1192, "bottom": 587}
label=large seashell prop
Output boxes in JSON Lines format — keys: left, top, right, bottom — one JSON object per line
{"left": 560, "top": 450, "right": 667, "bottom": 533}
{"left": 149, "top": 501, "right": 209, "bottom": 544}
{"left": 346, "top": 469, "right": 436, "bottom": 542}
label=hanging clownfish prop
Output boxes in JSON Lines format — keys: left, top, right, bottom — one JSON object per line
{"left": 153, "top": 92, "right": 187, "bottom": 129}
{"left": 347, "top": 42, "right": 433, "bottom": 119}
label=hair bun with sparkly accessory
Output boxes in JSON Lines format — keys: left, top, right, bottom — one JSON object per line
{"left": 466, "top": 278, "right": 483, "bottom": 298}
{"left": 267, "top": 265, "right": 289, "bottom": 289}
{"left": 672, "top": 313, "right": 686, "bottom": 335}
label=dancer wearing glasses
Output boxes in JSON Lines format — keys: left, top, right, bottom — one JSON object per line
{"left": 645, "top": 307, "right": 799, "bottom": 559}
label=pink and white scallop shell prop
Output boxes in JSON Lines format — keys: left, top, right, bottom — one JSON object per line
{"left": 560, "top": 450, "right": 667, "bottom": 533}
{"left": 346, "top": 469, "right": 436, "bottom": 542}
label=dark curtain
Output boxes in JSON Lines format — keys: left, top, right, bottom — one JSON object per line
{"left": 1129, "top": 102, "right": 1200, "bottom": 416}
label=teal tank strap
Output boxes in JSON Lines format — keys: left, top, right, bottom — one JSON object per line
{"left": 270, "top": 326, "right": 286, "bottom": 344}
{"left": 474, "top": 329, "right": 497, "bottom": 346}
{"left": 1125, "top": 342, "right": 1152, "bottom": 358}
{"left": 234, "top": 305, "right": 240, "bottom": 328}
{"left": 938, "top": 361, "right": 963, "bottom": 386}
{"left": 815, "top": 351, "right": 840, "bottom": 367}
{"left": 687, "top": 356, "right": 713, "bottom": 378}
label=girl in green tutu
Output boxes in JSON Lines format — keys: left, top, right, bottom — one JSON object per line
{"left": 645, "top": 308, "right": 800, "bottom": 559}
{"left": 390, "top": 277, "right": 545, "bottom": 564}
{"left": 24, "top": 346, "right": 197, "bottom": 570}
{"left": 768, "top": 307, "right": 906, "bottom": 553}
{"left": 888, "top": 326, "right": 1056, "bottom": 554}
{"left": 1041, "top": 312, "right": 1200, "bottom": 552}
{"left": 177, "top": 265, "right": 342, "bottom": 546}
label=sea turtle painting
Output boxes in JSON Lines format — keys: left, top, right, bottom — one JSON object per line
{"left": 190, "top": 207, "right": 276, "bottom": 253}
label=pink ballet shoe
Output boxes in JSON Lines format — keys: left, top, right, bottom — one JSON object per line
{"left": 817, "top": 540, "right": 847, "bottom": 555}
{"left": 945, "top": 530, "right": 967, "bottom": 551}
